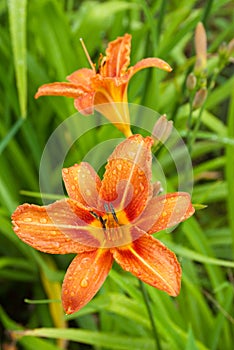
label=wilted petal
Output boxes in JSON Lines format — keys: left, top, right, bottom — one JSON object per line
{"left": 62, "top": 249, "right": 113, "bottom": 314}
{"left": 112, "top": 233, "right": 181, "bottom": 296}
{"left": 98, "top": 135, "right": 154, "bottom": 221}
{"left": 136, "top": 192, "right": 194, "bottom": 234}
{"left": 62, "top": 163, "right": 101, "bottom": 208}
{"left": 35, "top": 82, "right": 90, "bottom": 99}
{"left": 101, "top": 33, "right": 131, "bottom": 77}
{"left": 11, "top": 200, "right": 97, "bottom": 254}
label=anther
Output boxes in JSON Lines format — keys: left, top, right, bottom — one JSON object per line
{"left": 104, "top": 203, "right": 119, "bottom": 224}
{"left": 89, "top": 210, "right": 106, "bottom": 230}
{"left": 99, "top": 216, "right": 107, "bottom": 230}
{"left": 110, "top": 203, "right": 119, "bottom": 224}
{"left": 90, "top": 211, "right": 99, "bottom": 220}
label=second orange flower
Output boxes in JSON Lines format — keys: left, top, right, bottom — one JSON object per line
{"left": 35, "top": 34, "right": 172, "bottom": 137}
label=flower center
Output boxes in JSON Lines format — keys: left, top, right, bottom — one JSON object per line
{"left": 90, "top": 203, "right": 131, "bottom": 247}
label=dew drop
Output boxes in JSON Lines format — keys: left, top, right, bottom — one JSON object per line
{"left": 63, "top": 169, "right": 69, "bottom": 174}
{"left": 137, "top": 168, "right": 144, "bottom": 175}
{"left": 24, "top": 217, "right": 32, "bottom": 222}
{"left": 50, "top": 230, "right": 57, "bottom": 235}
{"left": 71, "top": 185, "right": 76, "bottom": 191}
{"left": 80, "top": 257, "right": 90, "bottom": 267}
{"left": 40, "top": 217, "right": 47, "bottom": 223}
{"left": 128, "top": 151, "right": 136, "bottom": 159}
{"left": 139, "top": 183, "right": 144, "bottom": 191}
{"left": 85, "top": 189, "right": 91, "bottom": 196}
{"left": 117, "top": 163, "right": 122, "bottom": 171}
{"left": 80, "top": 278, "right": 88, "bottom": 288}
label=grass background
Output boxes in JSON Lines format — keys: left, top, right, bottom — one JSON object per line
{"left": 0, "top": 0, "right": 234, "bottom": 349}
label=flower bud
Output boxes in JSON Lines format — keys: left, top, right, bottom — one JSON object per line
{"left": 227, "top": 38, "right": 234, "bottom": 57}
{"left": 194, "top": 22, "right": 207, "bottom": 74}
{"left": 152, "top": 114, "right": 173, "bottom": 145}
{"left": 186, "top": 73, "right": 197, "bottom": 91}
{"left": 192, "top": 88, "right": 207, "bottom": 109}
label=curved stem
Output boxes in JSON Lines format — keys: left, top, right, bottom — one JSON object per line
{"left": 139, "top": 280, "right": 162, "bottom": 350}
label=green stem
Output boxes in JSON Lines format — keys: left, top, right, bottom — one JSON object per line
{"left": 139, "top": 280, "right": 162, "bottom": 350}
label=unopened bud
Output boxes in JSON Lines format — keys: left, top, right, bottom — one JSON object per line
{"left": 227, "top": 38, "right": 234, "bottom": 57}
{"left": 153, "top": 181, "right": 163, "bottom": 196}
{"left": 218, "top": 42, "right": 228, "bottom": 57}
{"left": 194, "top": 22, "right": 207, "bottom": 73}
{"left": 192, "top": 88, "right": 207, "bottom": 109}
{"left": 186, "top": 73, "right": 197, "bottom": 91}
{"left": 152, "top": 114, "right": 173, "bottom": 145}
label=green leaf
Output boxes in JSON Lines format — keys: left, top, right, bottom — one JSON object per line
{"left": 7, "top": 0, "right": 27, "bottom": 118}
{"left": 13, "top": 328, "right": 155, "bottom": 350}
{"left": 186, "top": 326, "right": 199, "bottom": 350}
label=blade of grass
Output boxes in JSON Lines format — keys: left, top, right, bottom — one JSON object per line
{"left": 7, "top": 0, "right": 27, "bottom": 118}
{"left": 0, "top": 118, "right": 24, "bottom": 154}
{"left": 225, "top": 90, "right": 234, "bottom": 259}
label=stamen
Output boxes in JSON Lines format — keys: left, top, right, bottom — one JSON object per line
{"left": 90, "top": 211, "right": 99, "bottom": 220}
{"left": 104, "top": 203, "right": 119, "bottom": 224}
{"left": 79, "top": 38, "right": 96, "bottom": 73}
{"left": 99, "top": 216, "right": 107, "bottom": 230}
{"left": 90, "top": 210, "right": 106, "bottom": 230}
{"left": 110, "top": 203, "right": 119, "bottom": 224}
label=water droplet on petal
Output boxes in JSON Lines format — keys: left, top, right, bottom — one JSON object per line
{"left": 71, "top": 185, "right": 76, "bottom": 191}
{"left": 80, "top": 257, "right": 90, "bottom": 267}
{"left": 24, "top": 217, "right": 32, "bottom": 222}
{"left": 80, "top": 278, "right": 88, "bottom": 288}
{"left": 86, "top": 189, "right": 91, "bottom": 196}
{"left": 63, "top": 169, "right": 69, "bottom": 174}
{"left": 128, "top": 151, "right": 136, "bottom": 159}
{"left": 40, "top": 218, "right": 47, "bottom": 223}
{"left": 117, "top": 163, "right": 122, "bottom": 171}
{"left": 139, "top": 183, "right": 144, "bottom": 191}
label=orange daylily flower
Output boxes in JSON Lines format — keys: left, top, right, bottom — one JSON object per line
{"left": 12, "top": 134, "right": 194, "bottom": 314}
{"left": 35, "top": 34, "right": 172, "bottom": 137}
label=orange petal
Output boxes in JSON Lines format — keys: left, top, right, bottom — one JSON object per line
{"left": 74, "top": 92, "right": 95, "bottom": 115}
{"left": 112, "top": 233, "right": 181, "bottom": 296}
{"left": 62, "top": 249, "right": 113, "bottom": 314}
{"left": 67, "top": 68, "right": 95, "bottom": 85}
{"left": 62, "top": 163, "right": 101, "bottom": 208}
{"left": 101, "top": 33, "right": 131, "bottom": 77}
{"left": 136, "top": 192, "right": 195, "bottom": 234}
{"left": 98, "top": 135, "right": 153, "bottom": 221}
{"left": 11, "top": 199, "right": 100, "bottom": 254}
{"left": 131, "top": 57, "right": 172, "bottom": 77}
{"left": 35, "top": 82, "right": 90, "bottom": 99}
